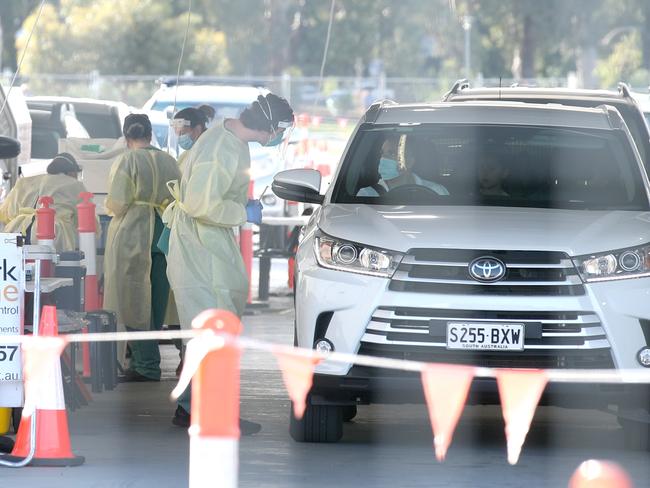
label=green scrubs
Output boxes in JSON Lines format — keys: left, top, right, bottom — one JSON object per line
{"left": 127, "top": 214, "right": 170, "bottom": 380}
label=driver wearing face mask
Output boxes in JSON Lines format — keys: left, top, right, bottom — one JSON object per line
{"left": 358, "top": 135, "right": 449, "bottom": 197}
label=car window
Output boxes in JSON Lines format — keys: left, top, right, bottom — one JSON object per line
{"left": 453, "top": 97, "right": 650, "bottom": 173}
{"left": 76, "top": 112, "right": 122, "bottom": 138}
{"left": 332, "top": 124, "right": 649, "bottom": 211}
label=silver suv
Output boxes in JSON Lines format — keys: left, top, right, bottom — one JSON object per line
{"left": 273, "top": 100, "right": 650, "bottom": 447}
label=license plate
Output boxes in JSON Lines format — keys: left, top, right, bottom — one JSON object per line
{"left": 446, "top": 322, "right": 524, "bottom": 351}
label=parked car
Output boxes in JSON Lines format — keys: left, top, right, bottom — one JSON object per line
{"left": 27, "top": 97, "right": 131, "bottom": 139}
{"left": 442, "top": 80, "right": 650, "bottom": 173}
{"left": 143, "top": 82, "right": 268, "bottom": 119}
{"left": 272, "top": 100, "right": 650, "bottom": 448}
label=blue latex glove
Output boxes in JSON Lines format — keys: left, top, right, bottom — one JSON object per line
{"left": 246, "top": 199, "right": 263, "bottom": 225}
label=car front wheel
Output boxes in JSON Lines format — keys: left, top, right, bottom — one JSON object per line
{"left": 289, "top": 399, "right": 343, "bottom": 443}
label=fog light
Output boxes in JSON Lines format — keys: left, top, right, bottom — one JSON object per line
{"left": 638, "top": 347, "right": 650, "bottom": 367}
{"left": 314, "top": 339, "right": 334, "bottom": 355}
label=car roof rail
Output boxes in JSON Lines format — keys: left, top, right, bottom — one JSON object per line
{"left": 599, "top": 104, "right": 625, "bottom": 130}
{"left": 363, "top": 99, "right": 397, "bottom": 124}
{"left": 442, "top": 78, "right": 470, "bottom": 101}
{"left": 157, "top": 75, "right": 265, "bottom": 89}
{"left": 617, "top": 82, "right": 634, "bottom": 100}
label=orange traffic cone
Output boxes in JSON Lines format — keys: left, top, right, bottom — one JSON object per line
{"left": 568, "top": 460, "right": 633, "bottom": 488}
{"left": 5, "top": 306, "right": 84, "bottom": 466}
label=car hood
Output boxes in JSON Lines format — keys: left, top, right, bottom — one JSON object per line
{"left": 317, "top": 204, "right": 650, "bottom": 256}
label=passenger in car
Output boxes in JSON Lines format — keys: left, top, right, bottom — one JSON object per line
{"left": 478, "top": 154, "right": 510, "bottom": 197}
{"left": 357, "top": 135, "right": 449, "bottom": 196}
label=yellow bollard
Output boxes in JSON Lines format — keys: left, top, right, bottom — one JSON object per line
{"left": 0, "top": 408, "right": 11, "bottom": 434}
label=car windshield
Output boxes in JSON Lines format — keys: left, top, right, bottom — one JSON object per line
{"left": 150, "top": 101, "right": 248, "bottom": 119}
{"left": 332, "top": 124, "right": 649, "bottom": 211}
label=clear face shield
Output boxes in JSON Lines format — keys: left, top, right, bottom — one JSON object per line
{"left": 167, "top": 118, "right": 191, "bottom": 158}
{"left": 256, "top": 97, "right": 295, "bottom": 159}
{"left": 269, "top": 120, "right": 295, "bottom": 159}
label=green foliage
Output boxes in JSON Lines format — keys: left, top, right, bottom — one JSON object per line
{"left": 4, "top": 0, "right": 650, "bottom": 90}
{"left": 16, "top": 0, "right": 230, "bottom": 76}
{"left": 596, "top": 32, "right": 643, "bottom": 88}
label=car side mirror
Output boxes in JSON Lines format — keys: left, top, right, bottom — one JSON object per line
{"left": 272, "top": 169, "right": 324, "bottom": 204}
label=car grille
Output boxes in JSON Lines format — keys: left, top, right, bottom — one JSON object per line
{"left": 360, "top": 307, "right": 613, "bottom": 369}
{"left": 389, "top": 249, "right": 585, "bottom": 296}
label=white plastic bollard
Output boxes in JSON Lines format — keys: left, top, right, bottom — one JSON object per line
{"left": 77, "top": 192, "right": 99, "bottom": 311}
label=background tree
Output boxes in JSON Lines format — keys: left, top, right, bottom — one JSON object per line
{"left": 3, "top": 0, "right": 650, "bottom": 93}
{"left": 0, "top": 0, "right": 43, "bottom": 71}
{"left": 17, "top": 0, "right": 230, "bottom": 76}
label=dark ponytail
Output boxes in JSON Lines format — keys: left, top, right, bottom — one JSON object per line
{"left": 123, "top": 113, "right": 152, "bottom": 141}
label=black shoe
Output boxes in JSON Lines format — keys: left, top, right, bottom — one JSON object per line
{"left": 118, "top": 369, "right": 160, "bottom": 383}
{"left": 171, "top": 407, "right": 261, "bottom": 435}
{"left": 172, "top": 406, "right": 190, "bottom": 428}
{"left": 239, "top": 418, "right": 262, "bottom": 436}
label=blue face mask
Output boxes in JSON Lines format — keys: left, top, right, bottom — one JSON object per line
{"left": 378, "top": 157, "right": 400, "bottom": 181}
{"left": 265, "top": 130, "right": 284, "bottom": 147}
{"left": 178, "top": 133, "right": 194, "bottom": 150}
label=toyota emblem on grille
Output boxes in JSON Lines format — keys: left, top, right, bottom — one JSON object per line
{"left": 468, "top": 257, "right": 507, "bottom": 282}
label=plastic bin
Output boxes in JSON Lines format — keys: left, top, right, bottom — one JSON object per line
{"left": 54, "top": 250, "right": 86, "bottom": 312}
{"left": 85, "top": 310, "right": 118, "bottom": 392}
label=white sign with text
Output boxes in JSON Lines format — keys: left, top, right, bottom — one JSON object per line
{"left": 0, "top": 234, "right": 24, "bottom": 407}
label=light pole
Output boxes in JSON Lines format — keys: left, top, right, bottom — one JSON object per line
{"left": 462, "top": 15, "right": 473, "bottom": 80}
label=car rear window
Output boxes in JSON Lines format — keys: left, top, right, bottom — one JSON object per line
{"left": 76, "top": 113, "right": 122, "bottom": 139}
{"left": 332, "top": 124, "right": 649, "bottom": 211}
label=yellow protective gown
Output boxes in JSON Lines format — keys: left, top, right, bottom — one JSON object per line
{"left": 177, "top": 149, "right": 190, "bottom": 175}
{"left": 0, "top": 174, "right": 87, "bottom": 250}
{"left": 103, "top": 146, "right": 180, "bottom": 332}
{"left": 163, "top": 122, "right": 250, "bottom": 330}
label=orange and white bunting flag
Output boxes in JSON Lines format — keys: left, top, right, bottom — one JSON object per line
{"left": 171, "top": 331, "right": 226, "bottom": 400}
{"left": 21, "top": 336, "right": 67, "bottom": 417}
{"left": 421, "top": 364, "right": 475, "bottom": 461}
{"left": 496, "top": 369, "right": 548, "bottom": 465}
{"left": 274, "top": 351, "right": 321, "bottom": 419}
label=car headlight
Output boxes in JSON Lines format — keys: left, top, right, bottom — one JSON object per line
{"left": 573, "top": 244, "right": 650, "bottom": 282}
{"left": 314, "top": 231, "right": 403, "bottom": 277}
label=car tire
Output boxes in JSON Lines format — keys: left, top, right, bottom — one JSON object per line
{"left": 289, "top": 400, "right": 343, "bottom": 443}
{"left": 342, "top": 405, "right": 357, "bottom": 422}
{"left": 619, "top": 418, "right": 650, "bottom": 451}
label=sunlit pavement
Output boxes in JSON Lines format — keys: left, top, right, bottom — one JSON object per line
{"left": 2, "top": 259, "right": 650, "bottom": 487}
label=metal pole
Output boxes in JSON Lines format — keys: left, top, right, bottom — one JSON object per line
{"left": 463, "top": 16, "right": 473, "bottom": 80}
